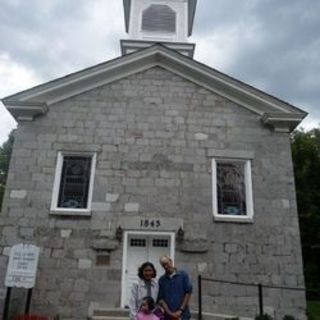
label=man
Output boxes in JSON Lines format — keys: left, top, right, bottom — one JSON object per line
{"left": 158, "top": 256, "right": 192, "bottom": 320}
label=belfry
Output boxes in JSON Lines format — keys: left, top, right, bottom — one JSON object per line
{"left": 121, "top": 0, "right": 197, "bottom": 57}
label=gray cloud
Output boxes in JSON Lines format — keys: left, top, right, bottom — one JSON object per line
{"left": 0, "top": 1, "right": 86, "bottom": 74}
{"left": 194, "top": 0, "right": 320, "bottom": 122}
{"left": 0, "top": 0, "right": 319, "bottom": 145}
{"left": 0, "top": 0, "right": 123, "bottom": 80}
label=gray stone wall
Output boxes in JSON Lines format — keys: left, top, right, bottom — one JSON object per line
{"left": 0, "top": 67, "right": 306, "bottom": 319}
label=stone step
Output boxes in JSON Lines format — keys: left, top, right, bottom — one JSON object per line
{"left": 91, "top": 317, "right": 238, "bottom": 320}
{"left": 92, "top": 308, "right": 129, "bottom": 317}
{"left": 91, "top": 318, "right": 200, "bottom": 320}
{"left": 89, "top": 307, "right": 239, "bottom": 320}
{"left": 91, "top": 317, "right": 129, "bottom": 320}
{"left": 192, "top": 311, "right": 238, "bottom": 320}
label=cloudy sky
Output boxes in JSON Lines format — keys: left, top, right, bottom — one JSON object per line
{"left": 1, "top": 0, "right": 319, "bottom": 145}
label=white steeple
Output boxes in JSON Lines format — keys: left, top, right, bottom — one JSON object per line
{"left": 121, "top": 0, "right": 197, "bottom": 57}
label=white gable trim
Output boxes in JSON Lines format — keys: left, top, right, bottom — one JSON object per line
{"left": 155, "top": 50, "right": 301, "bottom": 115}
{"left": 37, "top": 62, "right": 156, "bottom": 106}
{"left": 158, "top": 61, "right": 267, "bottom": 117}
{"left": 2, "top": 45, "right": 306, "bottom": 130}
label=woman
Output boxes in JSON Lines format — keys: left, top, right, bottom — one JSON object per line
{"left": 129, "top": 262, "right": 159, "bottom": 320}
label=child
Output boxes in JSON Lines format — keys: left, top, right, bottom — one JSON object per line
{"left": 136, "top": 296, "right": 160, "bottom": 320}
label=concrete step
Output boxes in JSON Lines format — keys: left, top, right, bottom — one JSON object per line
{"left": 92, "top": 317, "right": 238, "bottom": 320}
{"left": 91, "top": 317, "right": 129, "bottom": 320}
{"left": 89, "top": 307, "right": 240, "bottom": 320}
{"left": 191, "top": 311, "right": 238, "bottom": 320}
{"left": 92, "top": 308, "right": 129, "bottom": 318}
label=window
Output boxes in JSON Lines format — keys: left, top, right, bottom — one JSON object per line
{"left": 51, "top": 152, "right": 96, "bottom": 215}
{"left": 130, "top": 238, "right": 146, "bottom": 247}
{"left": 152, "top": 239, "right": 169, "bottom": 247}
{"left": 96, "top": 251, "right": 111, "bottom": 267}
{"left": 212, "top": 159, "right": 254, "bottom": 222}
{"left": 142, "top": 4, "right": 176, "bottom": 33}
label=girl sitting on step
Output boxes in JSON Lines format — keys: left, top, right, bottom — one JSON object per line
{"left": 136, "top": 296, "right": 163, "bottom": 320}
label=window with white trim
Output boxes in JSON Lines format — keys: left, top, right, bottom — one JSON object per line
{"left": 212, "top": 158, "right": 254, "bottom": 222}
{"left": 51, "top": 152, "right": 96, "bottom": 214}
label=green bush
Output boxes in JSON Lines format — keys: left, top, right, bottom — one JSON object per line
{"left": 255, "top": 314, "right": 273, "bottom": 320}
{"left": 283, "top": 316, "right": 295, "bottom": 320}
{"left": 308, "top": 301, "right": 320, "bottom": 320}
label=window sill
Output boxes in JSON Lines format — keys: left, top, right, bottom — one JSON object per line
{"left": 213, "top": 215, "right": 253, "bottom": 223}
{"left": 50, "top": 209, "right": 92, "bottom": 217}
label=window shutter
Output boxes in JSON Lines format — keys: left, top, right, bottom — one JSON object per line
{"left": 142, "top": 4, "right": 176, "bottom": 33}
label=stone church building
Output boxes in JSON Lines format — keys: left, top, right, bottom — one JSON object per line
{"left": 1, "top": 0, "right": 307, "bottom": 319}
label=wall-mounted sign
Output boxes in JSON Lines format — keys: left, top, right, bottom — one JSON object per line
{"left": 5, "top": 244, "right": 40, "bottom": 288}
{"left": 140, "top": 219, "right": 161, "bottom": 228}
{"left": 118, "top": 216, "right": 183, "bottom": 231}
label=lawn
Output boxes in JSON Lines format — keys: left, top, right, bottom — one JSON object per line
{"left": 308, "top": 301, "right": 320, "bottom": 320}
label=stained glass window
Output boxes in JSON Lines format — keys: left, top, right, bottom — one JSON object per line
{"left": 217, "top": 162, "right": 247, "bottom": 216}
{"left": 57, "top": 156, "right": 92, "bottom": 209}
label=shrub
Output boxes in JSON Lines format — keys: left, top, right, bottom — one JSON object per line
{"left": 255, "top": 314, "right": 273, "bottom": 320}
{"left": 283, "top": 316, "right": 295, "bottom": 320}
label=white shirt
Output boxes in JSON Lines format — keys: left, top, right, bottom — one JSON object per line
{"left": 128, "top": 278, "right": 159, "bottom": 320}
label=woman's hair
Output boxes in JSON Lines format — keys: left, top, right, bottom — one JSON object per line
{"left": 138, "top": 262, "right": 157, "bottom": 279}
{"left": 141, "top": 296, "right": 155, "bottom": 311}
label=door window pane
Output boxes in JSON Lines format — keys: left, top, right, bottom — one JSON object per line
{"left": 130, "top": 239, "right": 146, "bottom": 247}
{"left": 152, "top": 239, "right": 169, "bottom": 247}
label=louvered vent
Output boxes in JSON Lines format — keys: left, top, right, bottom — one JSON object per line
{"left": 142, "top": 4, "right": 176, "bottom": 33}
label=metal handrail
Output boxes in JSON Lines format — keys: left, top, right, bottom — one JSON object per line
{"left": 197, "top": 275, "right": 309, "bottom": 320}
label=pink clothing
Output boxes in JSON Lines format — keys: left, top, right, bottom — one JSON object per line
{"left": 136, "top": 312, "right": 160, "bottom": 320}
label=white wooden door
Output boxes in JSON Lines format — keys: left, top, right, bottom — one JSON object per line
{"left": 123, "top": 233, "right": 172, "bottom": 307}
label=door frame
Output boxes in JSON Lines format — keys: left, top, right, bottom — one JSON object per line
{"left": 120, "top": 230, "right": 176, "bottom": 308}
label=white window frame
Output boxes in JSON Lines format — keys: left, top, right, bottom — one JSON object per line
{"left": 212, "top": 158, "right": 254, "bottom": 223}
{"left": 50, "top": 151, "right": 96, "bottom": 216}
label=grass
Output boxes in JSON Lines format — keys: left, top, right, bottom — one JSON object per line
{"left": 308, "top": 301, "right": 320, "bottom": 320}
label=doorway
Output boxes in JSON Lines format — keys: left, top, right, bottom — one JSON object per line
{"left": 121, "top": 231, "right": 175, "bottom": 307}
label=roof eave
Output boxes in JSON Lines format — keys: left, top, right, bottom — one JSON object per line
{"left": 261, "top": 113, "right": 308, "bottom": 132}
{"left": 2, "top": 100, "right": 48, "bottom": 122}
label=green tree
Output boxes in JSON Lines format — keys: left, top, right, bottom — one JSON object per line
{"left": 0, "top": 130, "right": 14, "bottom": 211}
{"left": 291, "top": 126, "right": 320, "bottom": 296}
